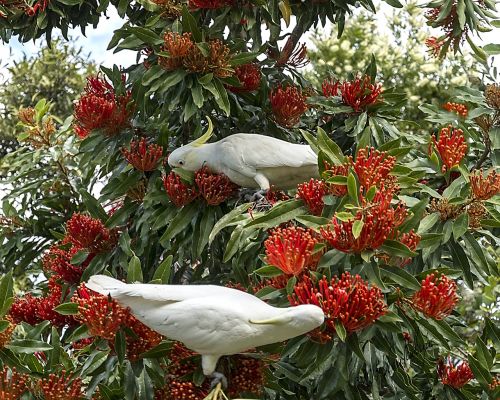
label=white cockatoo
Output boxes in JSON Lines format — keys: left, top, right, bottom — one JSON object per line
{"left": 167, "top": 119, "right": 319, "bottom": 191}
{"left": 86, "top": 275, "right": 324, "bottom": 378}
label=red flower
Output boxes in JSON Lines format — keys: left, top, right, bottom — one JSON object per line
{"left": 10, "top": 294, "right": 42, "bottom": 325}
{"left": 269, "top": 85, "right": 308, "bottom": 128}
{"left": 425, "top": 5, "right": 465, "bottom": 54}
{"left": 296, "top": 179, "right": 327, "bottom": 216}
{"left": 431, "top": 126, "right": 467, "bottom": 173}
{"left": 162, "top": 172, "right": 199, "bottom": 207}
{"left": 289, "top": 273, "right": 387, "bottom": 341}
{"left": 264, "top": 226, "right": 324, "bottom": 276}
{"left": 0, "top": 367, "right": 30, "bottom": 400}
{"left": 320, "top": 187, "right": 407, "bottom": 253}
{"left": 121, "top": 138, "right": 163, "bottom": 171}
{"left": 66, "top": 213, "right": 117, "bottom": 252}
{"left": 194, "top": 166, "right": 238, "bottom": 206}
{"left": 0, "top": 316, "right": 15, "bottom": 348}
{"left": 25, "top": 0, "right": 49, "bottom": 16}
{"left": 228, "top": 356, "right": 266, "bottom": 397}
{"left": 276, "top": 40, "right": 309, "bottom": 68}
{"left": 470, "top": 169, "right": 500, "bottom": 200}
{"left": 188, "top": 0, "right": 232, "bottom": 9}
{"left": 322, "top": 75, "right": 382, "bottom": 112}
{"left": 351, "top": 147, "right": 396, "bottom": 190}
{"left": 323, "top": 162, "right": 349, "bottom": 197}
{"left": 159, "top": 32, "right": 195, "bottom": 71}
{"left": 443, "top": 102, "right": 468, "bottom": 118}
{"left": 73, "top": 74, "right": 133, "bottom": 138}
{"left": 425, "top": 37, "right": 445, "bottom": 57}
{"left": 229, "top": 63, "right": 261, "bottom": 92}
{"left": 38, "top": 371, "right": 84, "bottom": 400}
{"left": 412, "top": 273, "right": 458, "bottom": 320}
{"left": 42, "top": 241, "right": 93, "bottom": 284}
{"left": 36, "top": 277, "right": 76, "bottom": 327}
{"left": 73, "top": 285, "right": 128, "bottom": 341}
{"left": 438, "top": 357, "right": 474, "bottom": 388}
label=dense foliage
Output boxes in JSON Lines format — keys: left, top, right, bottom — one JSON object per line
{"left": 0, "top": 0, "right": 499, "bottom": 399}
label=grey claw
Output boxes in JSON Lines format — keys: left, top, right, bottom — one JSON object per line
{"left": 210, "top": 371, "right": 228, "bottom": 389}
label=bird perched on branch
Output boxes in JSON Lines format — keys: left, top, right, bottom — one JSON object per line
{"left": 167, "top": 118, "right": 319, "bottom": 193}
{"left": 86, "top": 275, "right": 324, "bottom": 383}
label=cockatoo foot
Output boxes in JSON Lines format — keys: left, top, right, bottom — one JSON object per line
{"left": 209, "top": 372, "right": 228, "bottom": 390}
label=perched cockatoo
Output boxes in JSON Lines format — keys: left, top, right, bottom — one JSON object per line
{"left": 168, "top": 119, "right": 319, "bottom": 191}
{"left": 86, "top": 275, "right": 324, "bottom": 378}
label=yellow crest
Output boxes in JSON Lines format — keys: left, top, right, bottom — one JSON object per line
{"left": 191, "top": 117, "right": 214, "bottom": 147}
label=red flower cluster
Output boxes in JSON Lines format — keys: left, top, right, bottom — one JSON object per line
{"left": 412, "top": 273, "right": 458, "bottom": 320}
{"left": 438, "top": 357, "right": 474, "bottom": 388}
{"left": 289, "top": 273, "right": 387, "bottom": 341}
{"left": 264, "top": 226, "right": 324, "bottom": 276}
{"left": 73, "top": 74, "right": 133, "bottom": 138}
{"left": 38, "top": 371, "right": 84, "bottom": 400}
{"left": 324, "top": 163, "right": 349, "bottom": 197}
{"left": 121, "top": 138, "right": 163, "bottom": 171}
{"left": 276, "top": 40, "right": 309, "bottom": 68}
{"left": 25, "top": 0, "right": 49, "bottom": 16}
{"left": 322, "top": 75, "right": 382, "bottom": 112}
{"left": 320, "top": 186, "right": 407, "bottom": 253}
{"left": 470, "top": 169, "right": 500, "bottom": 200}
{"left": 443, "top": 102, "right": 468, "bottom": 118}
{"left": 43, "top": 240, "right": 94, "bottom": 284}
{"left": 163, "top": 172, "right": 199, "bottom": 207}
{"left": 0, "top": 316, "right": 15, "bottom": 348}
{"left": 159, "top": 32, "right": 194, "bottom": 71}
{"left": 350, "top": 147, "right": 396, "bottom": 190}
{"left": 10, "top": 277, "right": 75, "bottom": 327}
{"left": 425, "top": 5, "right": 465, "bottom": 54}
{"left": 269, "top": 85, "right": 308, "bottom": 128}
{"left": 194, "top": 166, "right": 238, "bottom": 206}
{"left": 155, "top": 342, "right": 265, "bottom": 399}
{"left": 73, "top": 285, "right": 162, "bottom": 360}
{"left": 66, "top": 213, "right": 117, "bottom": 252}
{"left": 425, "top": 37, "right": 445, "bottom": 57}
{"left": 0, "top": 367, "right": 30, "bottom": 400}
{"left": 431, "top": 126, "right": 467, "bottom": 173}
{"left": 229, "top": 63, "right": 261, "bottom": 93}
{"left": 188, "top": 0, "right": 232, "bottom": 8}
{"left": 296, "top": 178, "right": 328, "bottom": 216}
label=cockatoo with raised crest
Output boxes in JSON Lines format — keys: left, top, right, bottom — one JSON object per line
{"left": 168, "top": 119, "right": 319, "bottom": 191}
{"left": 86, "top": 275, "right": 324, "bottom": 382}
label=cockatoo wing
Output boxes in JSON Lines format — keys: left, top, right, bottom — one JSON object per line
{"left": 218, "top": 134, "right": 317, "bottom": 170}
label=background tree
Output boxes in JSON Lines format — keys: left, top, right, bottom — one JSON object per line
{"left": 0, "top": 0, "right": 499, "bottom": 399}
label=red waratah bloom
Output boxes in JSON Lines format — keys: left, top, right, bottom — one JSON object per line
{"left": 351, "top": 147, "right": 396, "bottom": 190}
{"left": 42, "top": 241, "right": 93, "bottom": 284}
{"left": 0, "top": 367, "right": 30, "bottom": 399}
{"left": 229, "top": 63, "right": 261, "bottom": 92}
{"left": 470, "top": 169, "right": 500, "bottom": 200}
{"left": 289, "top": 273, "right": 387, "bottom": 341}
{"left": 276, "top": 40, "right": 309, "bottom": 68}
{"left": 73, "top": 74, "right": 133, "bottom": 138}
{"left": 38, "top": 371, "right": 84, "bottom": 400}
{"left": 425, "top": 37, "right": 445, "bottom": 57}
{"left": 431, "top": 126, "right": 468, "bottom": 173}
{"left": 25, "top": 0, "right": 49, "bottom": 16}
{"left": 10, "top": 294, "right": 42, "bottom": 326}
{"left": 121, "top": 138, "right": 163, "bottom": 171}
{"left": 323, "top": 162, "right": 349, "bottom": 197}
{"left": 66, "top": 213, "right": 116, "bottom": 252}
{"left": 296, "top": 179, "right": 328, "bottom": 216}
{"left": 194, "top": 166, "right": 238, "bottom": 206}
{"left": 322, "top": 75, "right": 382, "bottom": 112}
{"left": 264, "top": 226, "right": 324, "bottom": 276}
{"left": 162, "top": 172, "right": 199, "bottom": 207}
{"left": 36, "top": 277, "right": 76, "bottom": 327}
{"left": 269, "top": 85, "right": 308, "bottom": 128}
{"left": 425, "top": 5, "right": 465, "bottom": 54}
{"left": 73, "top": 285, "right": 128, "bottom": 341}
{"left": 438, "top": 357, "right": 474, "bottom": 388}
{"left": 412, "top": 273, "right": 458, "bottom": 320}
{"left": 320, "top": 187, "right": 407, "bottom": 253}
{"left": 443, "top": 102, "right": 468, "bottom": 118}
{"left": 188, "top": 0, "right": 232, "bottom": 9}
{"left": 227, "top": 356, "right": 266, "bottom": 398}
{"left": 159, "top": 32, "right": 194, "bottom": 71}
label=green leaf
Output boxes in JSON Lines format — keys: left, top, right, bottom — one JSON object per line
{"left": 54, "top": 302, "right": 79, "bottom": 315}
{"left": 380, "top": 265, "right": 420, "bottom": 291}
{"left": 254, "top": 265, "right": 283, "bottom": 277}
{"left": 160, "top": 202, "right": 198, "bottom": 246}
{"left": 294, "top": 215, "right": 331, "bottom": 228}
{"left": 463, "top": 232, "right": 491, "bottom": 276}
{"left": 128, "top": 27, "right": 163, "bottom": 45}
{"left": 209, "top": 203, "right": 252, "bottom": 243}
{"left": 115, "top": 330, "right": 126, "bottom": 364}
{"left": 0, "top": 271, "right": 13, "bottom": 317}
{"left": 181, "top": 6, "right": 201, "bottom": 42}
{"left": 79, "top": 190, "right": 109, "bottom": 222}
{"left": 153, "top": 255, "right": 173, "bottom": 284}
{"left": 467, "top": 355, "right": 492, "bottom": 387}
{"left": 448, "top": 240, "right": 473, "bottom": 289}
{"left": 140, "top": 340, "right": 173, "bottom": 358}
{"left": 475, "top": 337, "right": 493, "bottom": 370}
{"left": 484, "top": 318, "right": 500, "bottom": 346}
{"left": 127, "top": 255, "right": 143, "bottom": 283}
{"left": 195, "top": 207, "right": 216, "bottom": 257}
{"left": 245, "top": 200, "right": 307, "bottom": 230}
{"left": 230, "top": 52, "right": 260, "bottom": 66}
{"left": 380, "top": 239, "right": 417, "bottom": 258}
{"left": 317, "top": 127, "right": 344, "bottom": 164}
{"left": 334, "top": 320, "right": 347, "bottom": 342}
{"left": 213, "top": 79, "right": 230, "bottom": 116}
{"left": 105, "top": 201, "right": 138, "bottom": 229}
{"left": 417, "top": 213, "right": 440, "bottom": 234}
{"left": 483, "top": 43, "right": 500, "bottom": 54}
{"left": 347, "top": 173, "right": 359, "bottom": 206}
{"left": 352, "top": 220, "right": 364, "bottom": 239}
{"left": 70, "top": 249, "right": 90, "bottom": 265}
{"left": 6, "top": 340, "right": 53, "bottom": 353}
{"left": 0, "top": 320, "right": 10, "bottom": 333}
{"left": 383, "top": 0, "right": 403, "bottom": 7}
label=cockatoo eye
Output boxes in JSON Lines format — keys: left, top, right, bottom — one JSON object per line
{"left": 178, "top": 160, "right": 184, "bottom": 166}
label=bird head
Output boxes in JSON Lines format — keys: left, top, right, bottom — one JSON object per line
{"left": 286, "top": 304, "right": 324, "bottom": 333}
{"left": 168, "top": 117, "right": 214, "bottom": 171}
